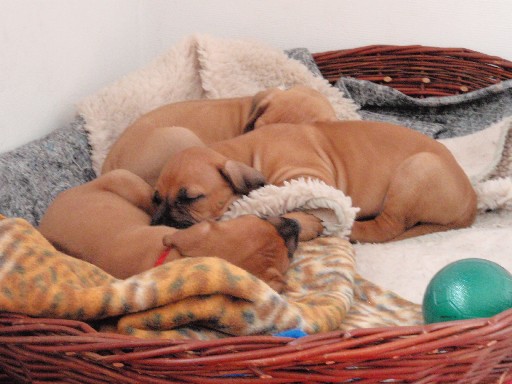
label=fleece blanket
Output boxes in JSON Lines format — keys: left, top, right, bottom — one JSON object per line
{"left": 78, "top": 34, "right": 360, "bottom": 175}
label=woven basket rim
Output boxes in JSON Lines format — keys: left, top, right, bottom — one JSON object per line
{"left": 312, "top": 44, "right": 512, "bottom": 98}
{"left": 1, "top": 308, "right": 512, "bottom": 383}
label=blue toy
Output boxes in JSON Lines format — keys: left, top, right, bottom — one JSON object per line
{"left": 422, "top": 258, "right": 512, "bottom": 324}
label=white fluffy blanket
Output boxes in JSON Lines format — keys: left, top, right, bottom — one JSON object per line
{"left": 78, "top": 34, "right": 360, "bottom": 174}
{"left": 78, "top": 34, "right": 512, "bottom": 306}
{"left": 223, "top": 178, "right": 359, "bottom": 238}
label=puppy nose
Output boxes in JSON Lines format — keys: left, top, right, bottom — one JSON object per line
{"left": 150, "top": 202, "right": 169, "bottom": 226}
{"left": 151, "top": 204, "right": 196, "bottom": 229}
{"left": 150, "top": 213, "right": 164, "bottom": 226}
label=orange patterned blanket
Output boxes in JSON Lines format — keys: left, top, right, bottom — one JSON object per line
{"left": 0, "top": 215, "right": 420, "bottom": 340}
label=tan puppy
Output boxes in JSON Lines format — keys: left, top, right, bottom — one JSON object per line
{"left": 153, "top": 121, "right": 477, "bottom": 243}
{"left": 38, "top": 169, "right": 300, "bottom": 292}
{"left": 102, "top": 86, "right": 337, "bottom": 186}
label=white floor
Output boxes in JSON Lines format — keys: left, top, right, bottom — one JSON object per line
{"left": 354, "top": 209, "right": 512, "bottom": 304}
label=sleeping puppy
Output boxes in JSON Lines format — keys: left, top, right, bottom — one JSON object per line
{"left": 38, "top": 169, "right": 300, "bottom": 292}
{"left": 152, "top": 121, "right": 477, "bottom": 243}
{"left": 101, "top": 85, "right": 337, "bottom": 186}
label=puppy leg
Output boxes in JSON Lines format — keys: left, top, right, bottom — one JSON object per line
{"left": 391, "top": 223, "right": 458, "bottom": 241}
{"left": 282, "top": 211, "right": 323, "bottom": 241}
{"left": 350, "top": 152, "right": 476, "bottom": 243}
{"left": 98, "top": 169, "right": 156, "bottom": 214}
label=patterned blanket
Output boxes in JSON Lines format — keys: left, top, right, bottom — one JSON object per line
{"left": 0, "top": 214, "right": 421, "bottom": 339}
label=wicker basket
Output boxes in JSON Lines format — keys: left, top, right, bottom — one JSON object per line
{"left": 1, "top": 309, "right": 512, "bottom": 383}
{"left": 2, "top": 46, "right": 512, "bottom": 383}
{"left": 313, "top": 45, "right": 512, "bottom": 98}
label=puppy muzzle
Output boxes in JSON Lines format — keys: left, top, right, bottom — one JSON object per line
{"left": 151, "top": 201, "right": 196, "bottom": 228}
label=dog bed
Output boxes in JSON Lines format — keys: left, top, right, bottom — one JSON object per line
{"left": 1, "top": 35, "right": 512, "bottom": 383}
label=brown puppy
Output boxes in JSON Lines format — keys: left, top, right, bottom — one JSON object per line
{"left": 101, "top": 86, "right": 337, "bottom": 186}
{"left": 38, "top": 169, "right": 300, "bottom": 292}
{"left": 153, "top": 121, "right": 477, "bottom": 243}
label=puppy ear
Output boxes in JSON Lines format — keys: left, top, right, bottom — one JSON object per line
{"left": 220, "top": 160, "right": 266, "bottom": 194}
{"left": 244, "top": 88, "right": 278, "bottom": 132}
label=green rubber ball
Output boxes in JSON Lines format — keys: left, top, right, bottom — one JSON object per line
{"left": 423, "top": 258, "right": 512, "bottom": 324}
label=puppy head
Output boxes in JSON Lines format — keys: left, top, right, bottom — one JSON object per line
{"left": 151, "top": 147, "right": 265, "bottom": 228}
{"left": 162, "top": 215, "right": 300, "bottom": 292}
{"left": 244, "top": 85, "right": 338, "bottom": 132}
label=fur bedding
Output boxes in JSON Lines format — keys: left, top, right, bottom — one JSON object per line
{"left": 0, "top": 34, "right": 511, "bottom": 339}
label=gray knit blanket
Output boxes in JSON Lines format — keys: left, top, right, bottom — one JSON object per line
{"left": 1, "top": 46, "right": 512, "bottom": 226}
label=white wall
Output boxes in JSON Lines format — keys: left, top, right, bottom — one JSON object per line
{"left": 2, "top": 0, "right": 512, "bottom": 153}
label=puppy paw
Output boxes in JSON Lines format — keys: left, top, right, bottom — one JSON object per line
{"left": 282, "top": 211, "right": 323, "bottom": 241}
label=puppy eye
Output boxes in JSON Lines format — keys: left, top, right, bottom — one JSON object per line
{"left": 152, "top": 191, "right": 162, "bottom": 205}
{"left": 177, "top": 188, "right": 205, "bottom": 205}
{"left": 179, "top": 194, "right": 205, "bottom": 204}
